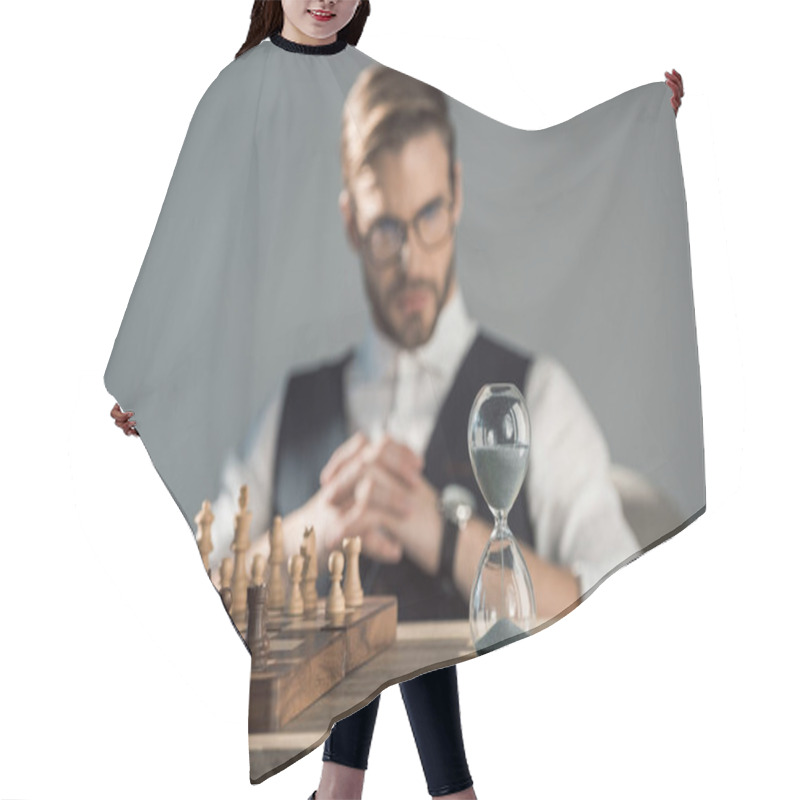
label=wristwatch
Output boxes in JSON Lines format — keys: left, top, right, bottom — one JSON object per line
{"left": 438, "top": 484, "right": 476, "bottom": 584}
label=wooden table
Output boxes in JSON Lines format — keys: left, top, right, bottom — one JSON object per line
{"left": 249, "top": 619, "right": 476, "bottom": 783}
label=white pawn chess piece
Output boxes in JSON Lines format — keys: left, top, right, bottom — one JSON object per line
{"left": 194, "top": 499, "right": 215, "bottom": 573}
{"left": 266, "top": 515, "right": 286, "bottom": 611}
{"left": 326, "top": 550, "right": 346, "bottom": 617}
{"left": 251, "top": 553, "right": 266, "bottom": 586}
{"left": 220, "top": 557, "right": 234, "bottom": 591}
{"left": 219, "top": 557, "right": 234, "bottom": 614}
{"left": 287, "top": 554, "right": 305, "bottom": 616}
{"left": 301, "top": 527, "right": 318, "bottom": 613}
{"left": 342, "top": 536, "right": 364, "bottom": 608}
{"left": 231, "top": 485, "right": 253, "bottom": 629}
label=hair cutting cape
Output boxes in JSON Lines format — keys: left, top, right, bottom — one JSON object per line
{"left": 104, "top": 35, "right": 704, "bottom": 783}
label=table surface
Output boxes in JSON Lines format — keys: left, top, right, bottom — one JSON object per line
{"left": 249, "top": 619, "right": 476, "bottom": 782}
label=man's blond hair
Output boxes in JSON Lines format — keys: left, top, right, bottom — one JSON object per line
{"left": 340, "top": 64, "right": 456, "bottom": 194}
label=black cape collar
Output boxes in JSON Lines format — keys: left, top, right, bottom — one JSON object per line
{"left": 270, "top": 31, "right": 348, "bottom": 55}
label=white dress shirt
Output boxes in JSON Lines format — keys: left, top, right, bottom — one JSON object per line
{"left": 209, "top": 285, "right": 639, "bottom": 594}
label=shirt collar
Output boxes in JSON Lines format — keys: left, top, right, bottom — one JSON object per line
{"left": 355, "top": 284, "right": 478, "bottom": 382}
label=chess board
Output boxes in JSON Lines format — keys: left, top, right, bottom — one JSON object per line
{"left": 247, "top": 595, "right": 397, "bottom": 733}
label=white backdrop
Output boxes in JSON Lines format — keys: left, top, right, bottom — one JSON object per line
{"left": 1, "top": 1, "right": 797, "bottom": 798}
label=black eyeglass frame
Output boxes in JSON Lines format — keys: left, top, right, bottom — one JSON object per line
{"left": 349, "top": 194, "right": 457, "bottom": 269}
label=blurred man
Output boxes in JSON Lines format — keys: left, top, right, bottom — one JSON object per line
{"left": 211, "top": 64, "right": 638, "bottom": 623}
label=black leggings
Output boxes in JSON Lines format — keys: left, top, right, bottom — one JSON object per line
{"left": 322, "top": 664, "right": 473, "bottom": 797}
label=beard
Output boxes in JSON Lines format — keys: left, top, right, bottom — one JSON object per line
{"left": 363, "top": 247, "right": 456, "bottom": 351}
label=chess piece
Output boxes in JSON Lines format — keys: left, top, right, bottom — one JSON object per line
{"left": 219, "top": 557, "right": 234, "bottom": 614}
{"left": 326, "top": 551, "right": 346, "bottom": 617}
{"left": 266, "top": 515, "right": 286, "bottom": 611}
{"left": 220, "top": 557, "right": 233, "bottom": 590}
{"left": 300, "top": 545, "right": 313, "bottom": 614}
{"left": 287, "top": 554, "right": 305, "bottom": 616}
{"left": 342, "top": 536, "right": 364, "bottom": 608}
{"left": 301, "top": 526, "right": 318, "bottom": 613}
{"left": 251, "top": 553, "right": 266, "bottom": 586}
{"left": 247, "top": 584, "right": 270, "bottom": 672}
{"left": 231, "top": 485, "right": 253, "bottom": 630}
{"left": 194, "top": 499, "right": 214, "bottom": 572}
{"left": 250, "top": 554, "right": 268, "bottom": 620}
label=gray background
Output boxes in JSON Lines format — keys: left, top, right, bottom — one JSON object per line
{"left": 105, "top": 41, "right": 704, "bottom": 545}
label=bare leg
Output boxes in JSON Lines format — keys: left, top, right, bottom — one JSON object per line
{"left": 316, "top": 695, "right": 381, "bottom": 799}
{"left": 316, "top": 761, "right": 366, "bottom": 800}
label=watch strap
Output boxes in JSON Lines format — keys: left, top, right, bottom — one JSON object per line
{"left": 438, "top": 513, "right": 460, "bottom": 585}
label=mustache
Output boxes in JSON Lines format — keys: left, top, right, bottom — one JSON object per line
{"left": 390, "top": 280, "right": 436, "bottom": 298}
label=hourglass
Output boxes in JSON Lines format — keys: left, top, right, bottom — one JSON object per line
{"left": 467, "top": 383, "right": 536, "bottom": 654}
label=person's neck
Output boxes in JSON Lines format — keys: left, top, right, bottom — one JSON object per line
{"left": 281, "top": 20, "right": 337, "bottom": 47}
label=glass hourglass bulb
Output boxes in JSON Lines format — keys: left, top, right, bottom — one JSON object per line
{"left": 467, "top": 383, "right": 536, "bottom": 654}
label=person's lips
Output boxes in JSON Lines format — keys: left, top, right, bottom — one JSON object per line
{"left": 398, "top": 289, "right": 429, "bottom": 312}
{"left": 308, "top": 9, "right": 335, "bottom": 21}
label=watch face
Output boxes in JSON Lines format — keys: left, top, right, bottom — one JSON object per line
{"left": 441, "top": 484, "right": 476, "bottom": 522}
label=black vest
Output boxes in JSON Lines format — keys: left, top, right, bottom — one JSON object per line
{"left": 271, "top": 330, "right": 536, "bottom": 621}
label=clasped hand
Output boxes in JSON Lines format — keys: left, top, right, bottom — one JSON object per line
{"left": 307, "top": 432, "right": 444, "bottom": 575}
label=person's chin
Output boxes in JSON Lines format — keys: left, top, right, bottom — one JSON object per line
{"left": 397, "top": 316, "right": 434, "bottom": 348}
{"left": 397, "top": 303, "right": 428, "bottom": 326}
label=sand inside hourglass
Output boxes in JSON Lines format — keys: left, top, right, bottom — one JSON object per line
{"left": 474, "top": 616, "right": 527, "bottom": 653}
{"left": 470, "top": 444, "right": 529, "bottom": 512}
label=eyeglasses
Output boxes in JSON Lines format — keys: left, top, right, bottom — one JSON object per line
{"left": 353, "top": 196, "right": 456, "bottom": 269}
